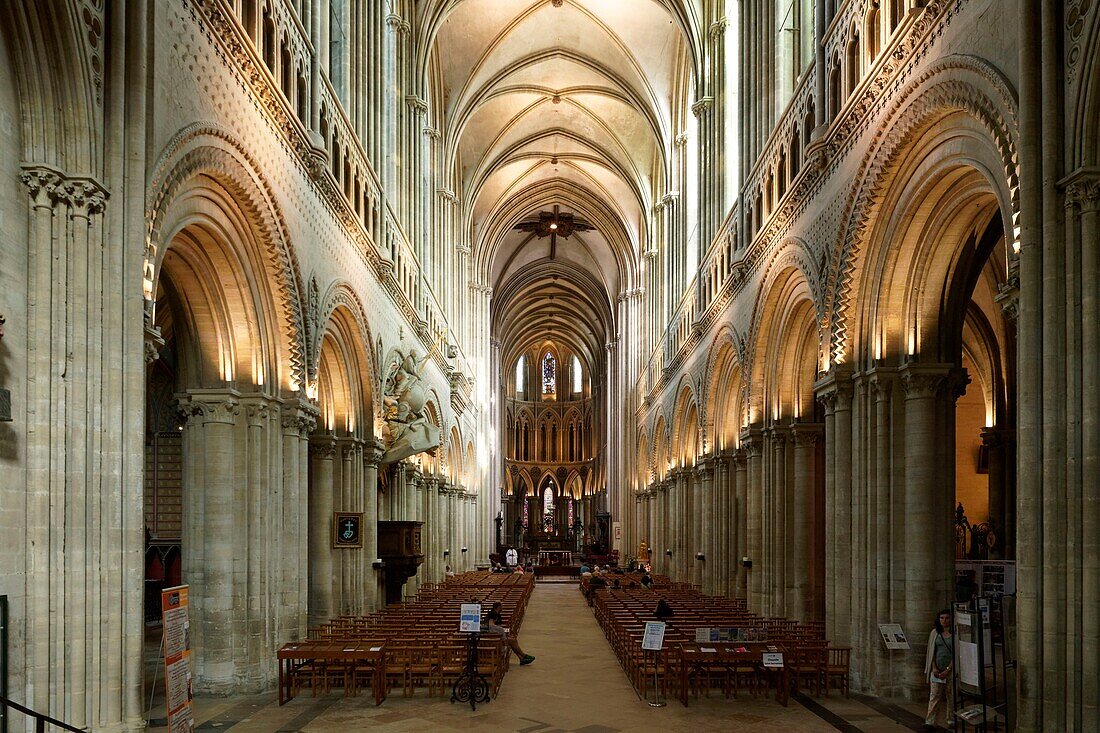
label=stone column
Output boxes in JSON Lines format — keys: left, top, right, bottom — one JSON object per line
{"left": 742, "top": 427, "right": 764, "bottom": 612}
{"left": 790, "top": 423, "right": 822, "bottom": 621}
{"left": 281, "top": 400, "right": 317, "bottom": 639}
{"left": 980, "top": 427, "right": 1009, "bottom": 559}
{"left": 177, "top": 389, "right": 241, "bottom": 693}
{"left": 694, "top": 463, "right": 709, "bottom": 589}
{"left": 716, "top": 455, "right": 732, "bottom": 596}
{"left": 362, "top": 440, "right": 384, "bottom": 610}
{"left": 900, "top": 364, "right": 965, "bottom": 696}
{"left": 406, "top": 467, "right": 423, "bottom": 596}
{"left": 815, "top": 369, "right": 853, "bottom": 644}
{"left": 770, "top": 427, "right": 787, "bottom": 618}
{"left": 240, "top": 392, "right": 279, "bottom": 686}
{"left": 869, "top": 369, "right": 896, "bottom": 692}
{"left": 733, "top": 450, "right": 748, "bottom": 598}
{"left": 307, "top": 435, "right": 337, "bottom": 628}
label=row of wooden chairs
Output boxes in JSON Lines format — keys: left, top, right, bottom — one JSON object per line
{"left": 285, "top": 572, "right": 535, "bottom": 700}
{"left": 586, "top": 583, "right": 850, "bottom": 702}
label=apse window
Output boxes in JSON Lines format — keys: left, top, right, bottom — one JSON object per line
{"left": 542, "top": 352, "right": 556, "bottom": 395}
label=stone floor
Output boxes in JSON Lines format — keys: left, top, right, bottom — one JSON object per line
{"left": 146, "top": 583, "right": 946, "bottom": 732}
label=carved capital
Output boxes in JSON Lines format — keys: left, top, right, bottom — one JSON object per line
{"left": 176, "top": 390, "right": 241, "bottom": 426}
{"left": 309, "top": 437, "right": 337, "bottom": 459}
{"left": 691, "top": 97, "right": 714, "bottom": 117}
{"left": 242, "top": 397, "right": 275, "bottom": 427}
{"left": 405, "top": 95, "right": 428, "bottom": 115}
{"left": 20, "top": 165, "right": 63, "bottom": 205}
{"left": 363, "top": 438, "right": 386, "bottom": 469}
{"left": 1061, "top": 167, "right": 1100, "bottom": 211}
{"left": 867, "top": 370, "right": 895, "bottom": 402}
{"left": 55, "top": 178, "right": 108, "bottom": 217}
{"left": 790, "top": 423, "right": 823, "bottom": 447}
{"left": 385, "top": 13, "right": 410, "bottom": 34}
{"left": 899, "top": 364, "right": 966, "bottom": 402}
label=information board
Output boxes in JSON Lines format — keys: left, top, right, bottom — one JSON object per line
{"left": 161, "top": 586, "right": 193, "bottom": 733}
{"left": 459, "top": 603, "right": 482, "bottom": 633}
{"left": 642, "top": 621, "right": 666, "bottom": 651}
{"left": 878, "top": 623, "right": 911, "bottom": 650}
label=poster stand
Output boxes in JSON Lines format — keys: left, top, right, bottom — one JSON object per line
{"left": 953, "top": 598, "right": 1004, "bottom": 731}
{"left": 642, "top": 621, "right": 666, "bottom": 707}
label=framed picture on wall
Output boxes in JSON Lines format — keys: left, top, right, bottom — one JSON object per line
{"left": 333, "top": 512, "right": 364, "bottom": 548}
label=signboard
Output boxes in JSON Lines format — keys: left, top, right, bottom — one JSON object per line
{"left": 333, "top": 512, "right": 363, "bottom": 548}
{"left": 695, "top": 627, "right": 711, "bottom": 642}
{"left": 958, "top": 640, "right": 980, "bottom": 687}
{"left": 459, "top": 603, "right": 482, "bottom": 633}
{"left": 161, "top": 586, "right": 193, "bottom": 733}
{"left": 762, "top": 652, "right": 784, "bottom": 668}
{"left": 642, "top": 621, "right": 666, "bottom": 651}
{"left": 878, "top": 623, "right": 911, "bottom": 650}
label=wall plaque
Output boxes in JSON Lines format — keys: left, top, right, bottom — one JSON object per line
{"left": 333, "top": 512, "right": 363, "bottom": 548}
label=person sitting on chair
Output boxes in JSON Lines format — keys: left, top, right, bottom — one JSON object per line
{"left": 655, "top": 598, "right": 674, "bottom": 622}
{"left": 485, "top": 602, "right": 535, "bottom": 665}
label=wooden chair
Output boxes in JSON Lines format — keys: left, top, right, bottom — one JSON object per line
{"left": 788, "top": 643, "right": 828, "bottom": 697}
{"left": 825, "top": 646, "right": 851, "bottom": 698}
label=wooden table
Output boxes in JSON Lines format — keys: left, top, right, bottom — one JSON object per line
{"left": 676, "top": 642, "right": 789, "bottom": 707}
{"left": 277, "top": 641, "right": 386, "bottom": 705}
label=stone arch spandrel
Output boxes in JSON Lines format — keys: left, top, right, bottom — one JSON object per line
{"left": 147, "top": 124, "right": 307, "bottom": 391}
{"left": 0, "top": 0, "right": 101, "bottom": 173}
{"left": 825, "top": 56, "right": 1021, "bottom": 365}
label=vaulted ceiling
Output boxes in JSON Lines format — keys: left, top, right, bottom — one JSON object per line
{"left": 420, "top": 0, "right": 700, "bottom": 374}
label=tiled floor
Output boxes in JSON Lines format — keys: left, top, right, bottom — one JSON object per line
{"left": 148, "top": 583, "right": 944, "bottom": 732}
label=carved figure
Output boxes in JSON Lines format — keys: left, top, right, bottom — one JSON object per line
{"left": 638, "top": 541, "right": 651, "bottom": 564}
{"left": 381, "top": 349, "right": 441, "bottom": 463}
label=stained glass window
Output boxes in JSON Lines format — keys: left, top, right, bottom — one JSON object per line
{"left": 515, "top": 355, "right": 525, "bottom": 393}
{"left": 568, "top": 498, "right": 574, "bottom": 527}
{"left": 572, "top": 355, "right": 582, "bottom": 393}
{"left": 543, "top": 486, "right": 554, "bottom": 517}
{"left": 522, "top": 498, "right": 529, "bottom": 528}
{"left": 541, "top": 352, "right": 556, "bottom": 394}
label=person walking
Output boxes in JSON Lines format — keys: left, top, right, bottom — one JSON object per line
{"left": 923, "top": 609, "right": 955, "bottom": 730}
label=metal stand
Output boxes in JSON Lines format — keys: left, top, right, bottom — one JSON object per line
{"left": 646, "top": 649, "right": 666, "bottom": 707}
{"left": 450, "top": 632, "right": 491, "bottom": 710}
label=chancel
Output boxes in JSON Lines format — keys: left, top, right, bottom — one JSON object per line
{"left": 0, "top": 1, "right": 1093, "bottom": 732}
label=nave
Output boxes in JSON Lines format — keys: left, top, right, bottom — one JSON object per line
{"left": 145, "top": 582, "right": 942, "bottom": 733}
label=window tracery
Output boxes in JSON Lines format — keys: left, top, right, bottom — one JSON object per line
{"left": 542, "top": 352, "right": 556, "bottom": 395}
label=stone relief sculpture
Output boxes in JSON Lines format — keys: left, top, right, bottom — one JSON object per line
{"left": 381, "top": 348, "right": 440, "bottom": 464}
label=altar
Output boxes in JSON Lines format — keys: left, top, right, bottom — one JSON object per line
{"left": 537, "top": 549, "right": 573, "bottom": 566}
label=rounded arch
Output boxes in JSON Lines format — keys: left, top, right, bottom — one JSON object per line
{"left": 315, "top": 302, "right": 375, "bottom": 439}
{"left": 635, "top": 429, "right": 650, "bottom": 489}
{"left": 826, "top": 56, "right": 1021, "bottom": 365}
{"left": 313, "top": 282, "right": 379, "bottom": 435}
{"left": 146, "top": 124, "right": 307, "bottom": 391}
{"left": 651, "top": 414, "right": 669, "bottom": 480}
{"left": 703, "top": 327, "right": 746, "bottom": 451}
{"left": 746, "top": 238, "right": 824, "bottom": 423}
{"left": 670, "top": 382, "right": 700, "bottom": 467}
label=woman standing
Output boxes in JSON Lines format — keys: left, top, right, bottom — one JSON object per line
{"left": 923, "top": 609, "right": 955, "bottom": 730}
